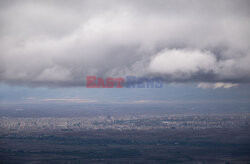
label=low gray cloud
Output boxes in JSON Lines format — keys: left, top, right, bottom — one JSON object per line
{"left": 0, "top": 0, "right": 250, "bottom": 87}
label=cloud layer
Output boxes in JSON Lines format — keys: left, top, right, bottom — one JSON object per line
{"left": 0, "top": 0, "right": 250, "bottom": 86}
{"left": 197, "top": 82, "right": 238, "bottom": 89}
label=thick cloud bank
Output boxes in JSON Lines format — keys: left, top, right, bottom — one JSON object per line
{"left": 0, "top": 0, "right": 250, "bottom": 86}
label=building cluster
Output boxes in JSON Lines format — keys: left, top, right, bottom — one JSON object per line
{"left": 0, "top": 114, "right": 249, "bottom": 131}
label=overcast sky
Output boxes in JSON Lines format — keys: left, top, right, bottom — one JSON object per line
{"left": 0, "top": 0, "right": 250, "bottom": 109}
{"left": 0, "top": 0, "right": 250, "bottom": 87}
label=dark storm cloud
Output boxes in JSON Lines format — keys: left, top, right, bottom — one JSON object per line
{"left": 0, "top": 0, "right": 250, "bottom": 87}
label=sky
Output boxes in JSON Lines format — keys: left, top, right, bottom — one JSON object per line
{"left": 0, "top": 0, "right": 250, "bottom": 111}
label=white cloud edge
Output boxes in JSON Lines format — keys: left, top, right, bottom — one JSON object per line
{"left": 197, "top": 82, "right": 238, "bottom": 89}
